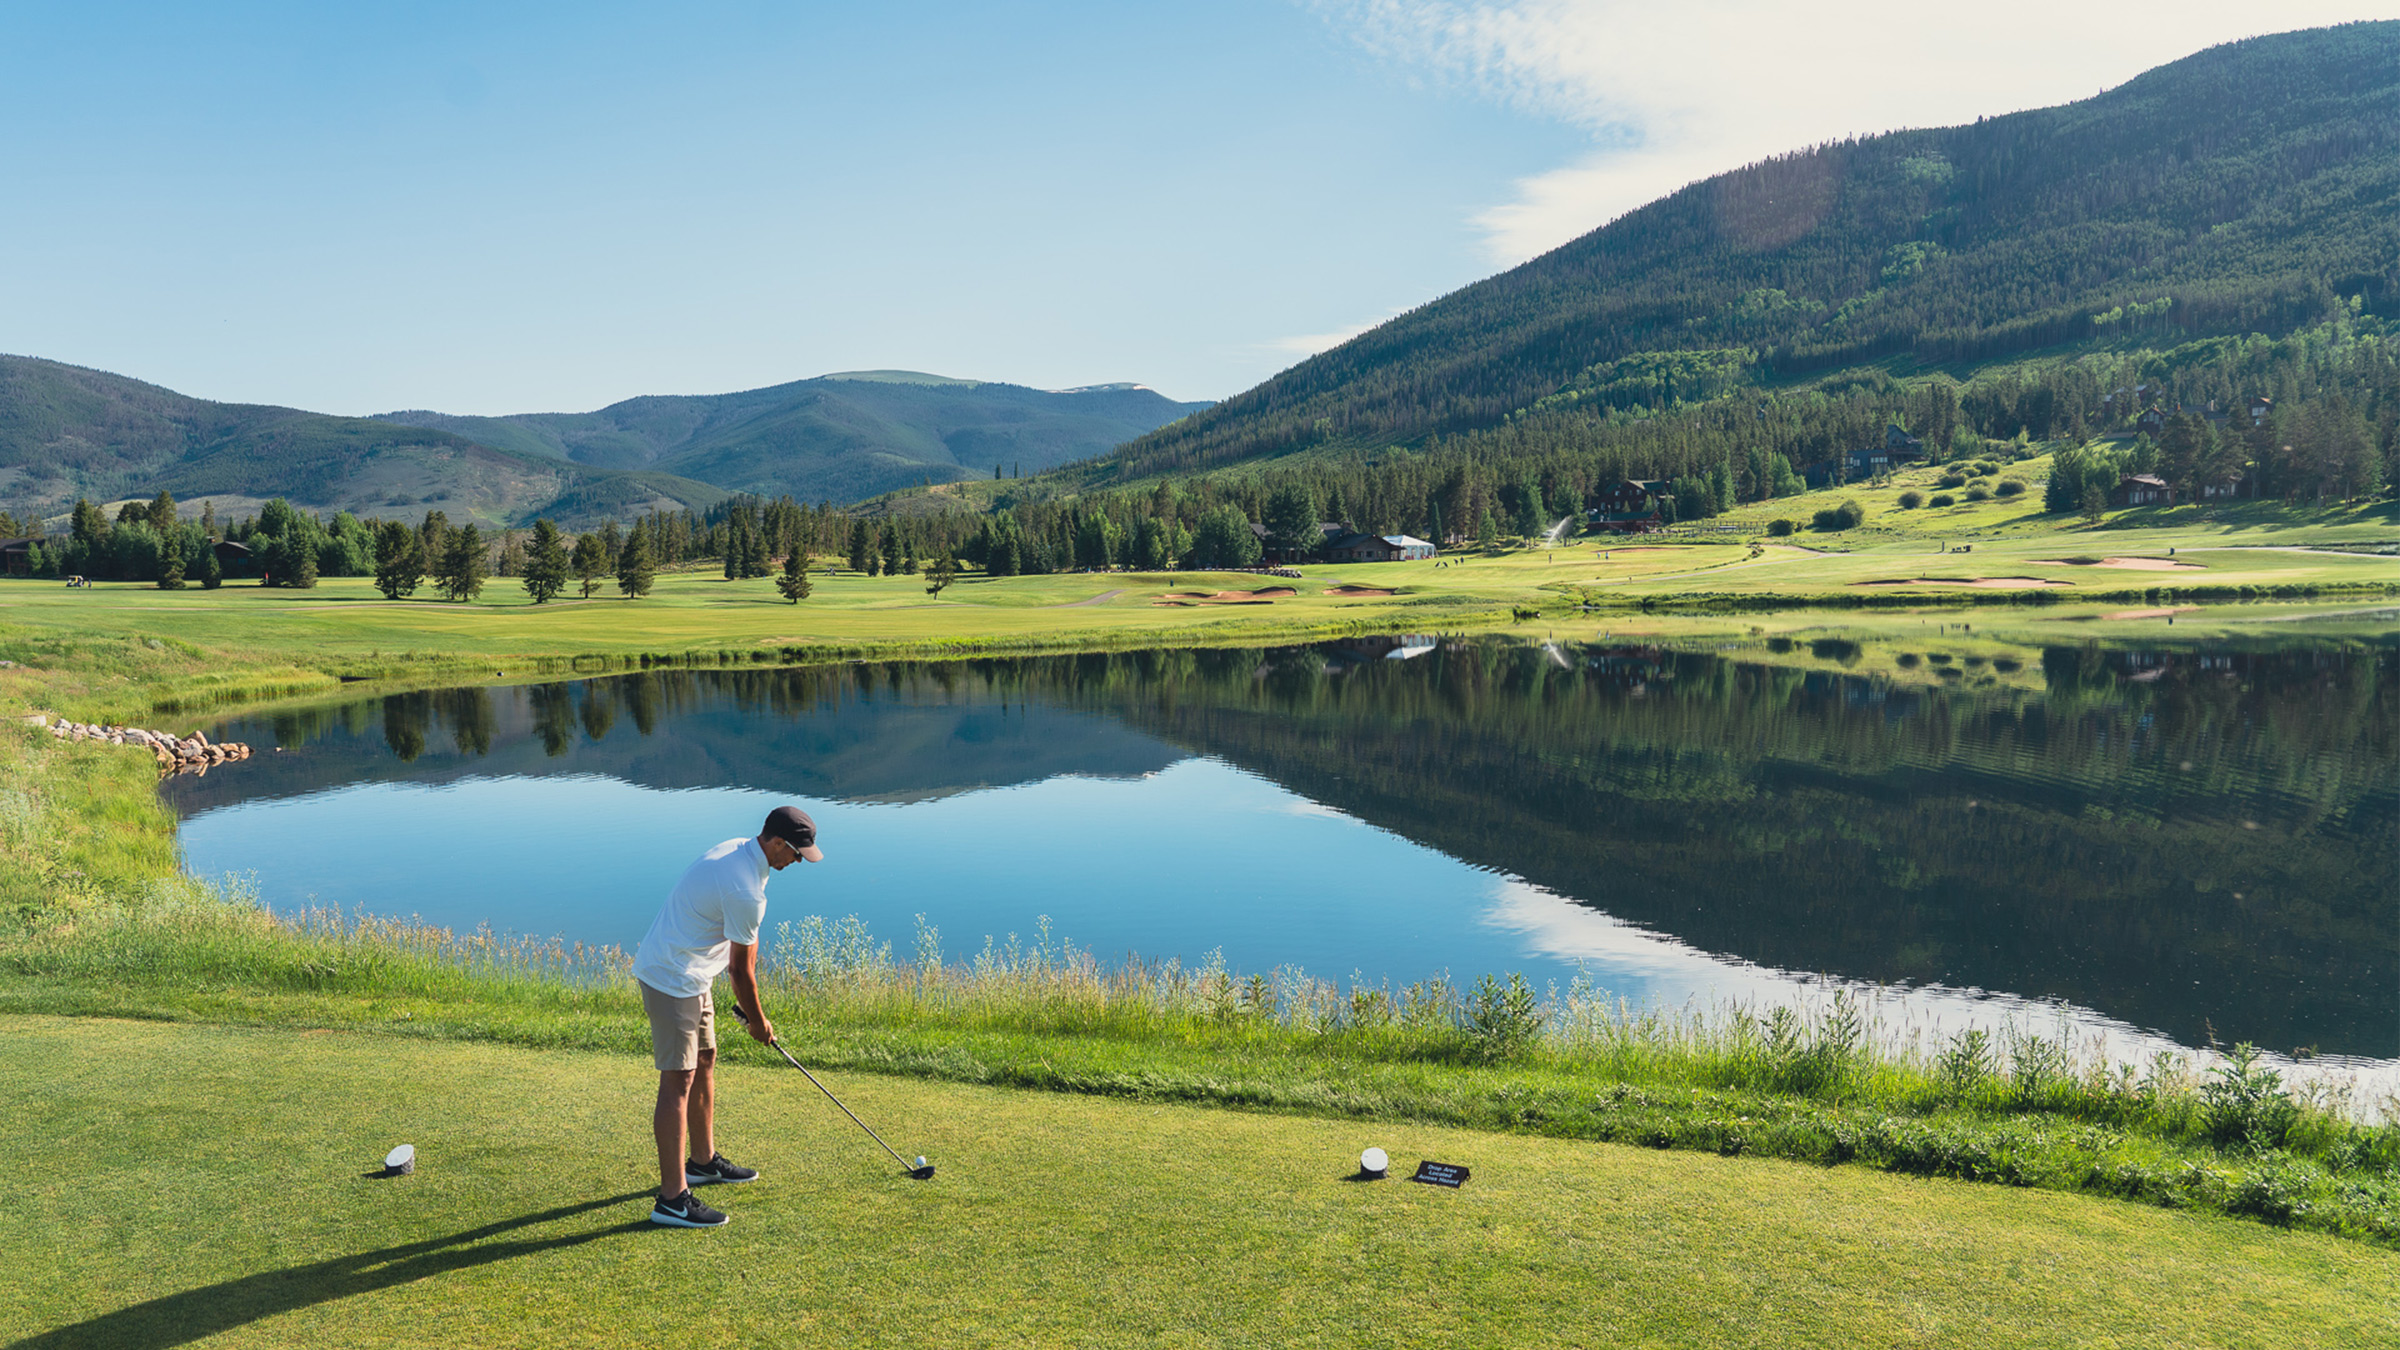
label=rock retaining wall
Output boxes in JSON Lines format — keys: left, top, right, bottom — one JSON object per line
{"left": 41, "top": 717, "right": 254, "bottom": 776}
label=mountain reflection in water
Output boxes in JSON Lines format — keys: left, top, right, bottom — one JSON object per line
{"left": 168, "top": 637, "right": 2397, "bottom": 1061}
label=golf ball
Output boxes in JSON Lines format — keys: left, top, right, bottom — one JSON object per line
{"left": 1360, "top": 1147, "right": 1389, "bottom": 1174}
{"left": 915, "top": 1156, "right": 928, "bottom": 1168}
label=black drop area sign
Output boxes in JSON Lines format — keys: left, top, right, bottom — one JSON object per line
{"left": 1409, "top": 1160, "right": 1469, "bottom": 1188}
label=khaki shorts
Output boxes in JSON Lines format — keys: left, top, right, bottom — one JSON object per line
{"left": 640, "top": 980, "right": 716, "bottom": 1072}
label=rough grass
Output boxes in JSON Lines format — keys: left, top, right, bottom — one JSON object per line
{"left": 7, "top": 886, "right": 2395, "bottom": 1248}
{"left": 5, "top": 1014, "right": 2396, "bottom": 1350}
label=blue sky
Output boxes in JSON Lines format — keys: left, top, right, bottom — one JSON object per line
{"left": 2, "top": 1, "right": 2390, "bottom": 415}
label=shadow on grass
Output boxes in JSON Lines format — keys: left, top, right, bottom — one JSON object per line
{"left": 16, "top": 1190, "right": 657, "bottom": 1350}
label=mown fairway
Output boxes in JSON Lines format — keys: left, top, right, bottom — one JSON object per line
{"left": 1, "top": 512, "right": 2392, "bottom": 679}
{"left": 6, "top": 1016, "right": 2394, "bottom": 1350}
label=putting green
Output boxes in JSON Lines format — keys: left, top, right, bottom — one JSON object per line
{"left": 4, "top": 1016, "right": 2391, "bottom": 1348}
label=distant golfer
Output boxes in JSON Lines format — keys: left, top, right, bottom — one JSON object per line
{"left": 633, "top": 805, "right": 824, "bottom": 1228}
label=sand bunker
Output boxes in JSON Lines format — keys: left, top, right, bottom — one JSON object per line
{"left": 1205, "top": 586, "right": 1296, "bottom": 602}
{"left": 2030, "top": 556, "right": 2203, "bottom": 571}
{"left": 1161, "top": 591, "right": 1212, "bottom": 599}
{"left": 1150, "top": 600, "right": 1197, "bottom": 608}
{"left": 2100, "top": 606, "right": 2202, "bottom": 620}
{"left": 1856, "top": 577, "right": 2072, "bottom": 590}
{"left": 1324, "top": 585, "right": 1396, "bottom": 596}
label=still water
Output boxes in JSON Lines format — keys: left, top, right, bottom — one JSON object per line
{"left": 168, "top": 636, "right": 2398, "bottom": 1073}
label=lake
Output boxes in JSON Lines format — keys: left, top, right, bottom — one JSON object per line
{"left": 166, "top": 634, "right": 2398, "bottom": 1077}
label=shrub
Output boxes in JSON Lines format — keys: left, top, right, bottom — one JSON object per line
{"left": 1965, "top": 484, "right": 1992, "bottom": 502}
{"left": 1928, "top": 493, "right": 1957, "bottom": 508}
{"left": 1765, "top": 518, "right": 1797, "bottom": 537}
{"left": 1972, "top": 461, "right": 2000, "bottom": 477}
{"left": 1811, "top": 499, "right": 1866, "bottom": 532}
{"left": 1993, "top": 478, "right": 2028, "bottom": 498}
{"left": 1937, "top": 472, "right": 1968, "bottom": 489}
{"left": 1464, "top": 972, "right": 1541, "bottom": 1061}
{"left": 1896, "top": 490, "right": 1925, "bottom": 509}
{"left": 2203, "top": 1044, "right": 2301, "bottom": 1151}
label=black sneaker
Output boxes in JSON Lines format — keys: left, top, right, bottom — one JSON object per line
{"left": 650, "top": 1190, "right": 730, "bottom": 1227}
{"left": 685, "top": 1152, "right": 760, "bottom": 1186}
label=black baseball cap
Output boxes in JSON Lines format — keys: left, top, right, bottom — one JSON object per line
{"left": 763, "top": 805, "right": 825, "bottom": 862}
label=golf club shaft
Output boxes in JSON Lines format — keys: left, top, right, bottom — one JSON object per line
{"left": 734, "top": 1006, "right": 914, "bottom": 1170}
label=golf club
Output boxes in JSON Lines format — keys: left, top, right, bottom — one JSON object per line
{"left": 732, "top": 1004, "right": 935, "bottom": 1180}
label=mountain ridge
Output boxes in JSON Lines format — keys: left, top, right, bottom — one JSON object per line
{"left": 1083, "top": 21, "right": 2400, "bottom": 485}
{"left": 0, "top": 356, "right": 1206, "bottom": 526}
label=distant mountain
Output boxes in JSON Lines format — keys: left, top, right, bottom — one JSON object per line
{"left": 1092, "top": 22, "right": 2400, "bottom": 482}
{"left": 379, "top": 371, "right": 1211, "bottom": 505}
{"left": 0, "top": 358, "right": 1206, "bottom": 526}
{"left": 0, "top": 355, "right": 727, "bottom": 527}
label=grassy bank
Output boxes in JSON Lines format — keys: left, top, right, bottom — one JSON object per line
{"left": 6, "top": 834, "right": 2394, "bottom": 1249}
{"left": 11, "top": 1016, "right": 2395, "bottom": 1349}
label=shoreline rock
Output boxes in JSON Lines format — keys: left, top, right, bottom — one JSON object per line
{"left": 39, "top": 715, "right": 253, "bottom": 777}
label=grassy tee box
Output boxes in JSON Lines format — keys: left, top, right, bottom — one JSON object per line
{"left": 5, "top": 1015, "right": 2395, "bottom": 1350}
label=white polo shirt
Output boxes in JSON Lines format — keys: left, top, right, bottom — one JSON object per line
{"left": 633, "top": 837, "right": 772, "bottom": 999}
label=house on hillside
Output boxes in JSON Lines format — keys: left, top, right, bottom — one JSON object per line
{"left": 0, "top": 537, "right": 39, "bottom": 576}
{"left": 212, "top": 539, "right": 261, "bottom": 580}
{"left": 2109, "top": 474, "right": 2175, "bottom": 508}
{"left": 2198, "top": 470, "right": 2257, "bottom": 501}
{"left": 2137, "top": 406, "right": 2168, "bottom": 435}
{"left": 2246, "top": 395, "right": 2274, "bottom": 425}
{"left": 1585, "top": 508, "right": 1663, "bottom": 535}
{"left": 1322, "top": 532, "right": 1435, "bottom": 563}
{"left": 1247, "top": 521, "right": 1346, "bottom": 565}
{"left": 1838, "top": 425, "right": 1927, "bottom": 479}
{"left": 1590, "top": 480, "right": 1659, "bottom": 513}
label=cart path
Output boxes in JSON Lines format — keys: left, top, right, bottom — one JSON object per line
{"left": 1051, "top": 588, "right": 1127, "bottom": 608}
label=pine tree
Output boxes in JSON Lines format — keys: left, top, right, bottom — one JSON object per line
{"left": 879, "top": 521, "right": 901, "bottom": 575}
{"left": 419, "top": 511, "right": 452, "bottom": 573}
{"left": 775, "top": 548, "right": 813, "bottom": 603}
{"left": 616, "top": 523, "right": 655, "bottom": 598}
{"left": 157, "top": 546, "right": 186, "bottom": 590}
{"left": 200, "top": 499, "right": 217, "bottom": 539}
{"left": 523, "top": 519, "right": 569, "bottom": 604}
{"left": 373, "top": 521, "right": 425, "bottom": 600}
{"left": 200, "top": 548, "right": 222, "bottom": 589}
{"left": 438, "top": 525, "right": 487, "bottom": 601}
{"left": 925, "top": 552, "right": 957, "bottom": 597}
{"left": 288, "top": 537, "right": 320, "bottom": 589}
{"left": 847, "top": 518, "right": 872, "bottom": 573}
{"left": 147, "top": 491, "right": 177, "bottom": 532}
{"left": 571, "top": 532, "right": 609, "bottom": 598}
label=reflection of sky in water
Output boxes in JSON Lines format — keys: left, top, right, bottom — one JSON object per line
{"left": 182, "top": 754, "right": 2392, "bottom": 1101}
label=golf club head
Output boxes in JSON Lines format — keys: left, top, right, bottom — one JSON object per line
{"left": 907, "top": 1164, "right": 936, "bottom": 1180}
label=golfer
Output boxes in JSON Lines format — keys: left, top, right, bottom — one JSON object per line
{"left": 634, "top": 805, "right": 823, "bottom": 1228}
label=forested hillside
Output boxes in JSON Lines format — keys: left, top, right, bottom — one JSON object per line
{"left": 381, "top": 371, "right": 1209, "bottom": 505}
{"left": 0, "top": 360, "right": 1201, "bottom": 527}
{"left": 1094, "top": 22, "right": 2399, "bottom": 483}
{"left": 0, "top": 356, "right": 725, "bottom": 527}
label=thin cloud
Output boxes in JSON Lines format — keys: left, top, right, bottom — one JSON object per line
{"left": 1263, "top": 313, "right": 1398, "bottom": 358}
{"left": 1314, "top": 1, "right": 2400, "bottom": 263}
